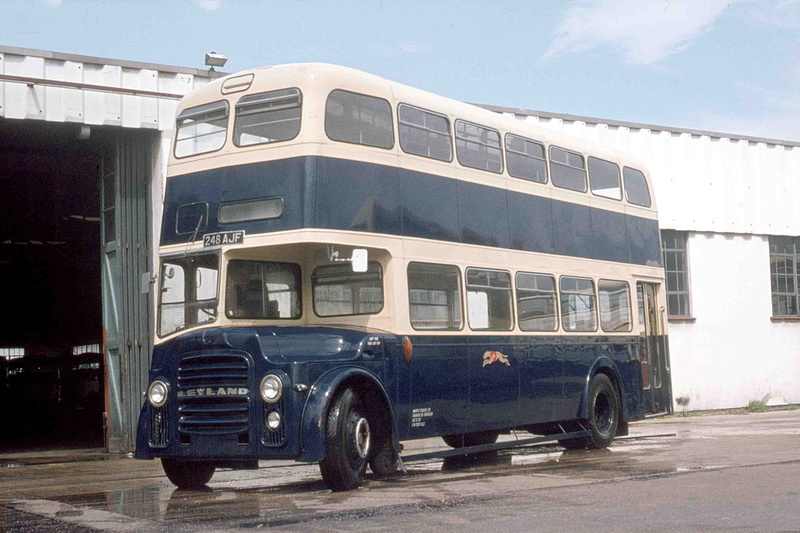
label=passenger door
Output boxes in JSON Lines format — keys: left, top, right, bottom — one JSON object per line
{"left": 636, "top": 282, "right": 672, "bottom": 414}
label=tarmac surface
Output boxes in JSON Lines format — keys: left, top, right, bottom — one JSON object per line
{"left": 1, "top": 409, "right": 799, "bottom": 532}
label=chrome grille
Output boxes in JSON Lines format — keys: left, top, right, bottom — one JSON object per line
{"left": 263, "top": 398, "right": 286, "bottom": 447}
{"left": 177, "top": 353, "right": 251, "bottom": 435}
{"left": 149, "top": 406, "right": 168, "bottom": 447}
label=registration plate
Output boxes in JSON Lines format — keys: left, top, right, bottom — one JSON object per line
{"left": 203, "top": 230, "right": 245, "bottom": 247}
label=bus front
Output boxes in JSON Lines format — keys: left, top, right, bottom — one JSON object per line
{"left": 135, "top": 65, "right": 402, "bottom": 491}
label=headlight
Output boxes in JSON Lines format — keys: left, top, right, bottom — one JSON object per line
{"left": 148, "top": 380, "right": 168, "bottom": 408}
{"left": 260, "top": 375, "right": 282, "bottom": 403}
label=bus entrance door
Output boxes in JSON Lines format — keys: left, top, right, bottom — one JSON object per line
{"left": 636, "top": 282, "right": 671, "bottom": 415}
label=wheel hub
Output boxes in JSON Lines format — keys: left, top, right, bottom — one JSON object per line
{"left": 353, "top": 417, "right": 371, "bottom": 459}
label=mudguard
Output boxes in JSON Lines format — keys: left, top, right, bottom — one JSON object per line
{"left": 577, "top": 356, "right": 634, "bottom": 422}
{"left": 300, "top": 366, "right": 400, "bottom": 463}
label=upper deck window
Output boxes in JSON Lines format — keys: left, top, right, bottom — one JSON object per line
{"left": 312, "top": 262, "right": 384, "bottom": 317}
{"left": 455, "top": 120, "right": 503, "bottom": 174}
{"left": 623, "top": 167, "right": 652, "bottom": 207}
{"left": 225, "top": 260, "right": 302, "bottom": 319}
{"left": 233, "top": 88, "right": 302, "bottom": 147}
{"left": 398, "top": 104, "right": 452, "bottom": 162}
{"left": 588, "top": 157, "right": 622, "bottom": 200}
{"left": 174, "top": 100, "right": 229, "bottom": 158}
{"left": 505, "top": 134, "right": 547, "bottom": 184}
{"left": 549, "top": 146, "right": 587, "bottom": 192}
{"left": 325, "top": 90, "right": 393, "bottom": 149}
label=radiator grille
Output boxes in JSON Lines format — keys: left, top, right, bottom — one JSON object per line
{"left": 177, "top": 353, "right": 251, "bottom": 435}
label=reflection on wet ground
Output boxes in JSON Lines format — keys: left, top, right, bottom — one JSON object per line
{"left": 2, "top": 410, "right": 800, "bottom": 531}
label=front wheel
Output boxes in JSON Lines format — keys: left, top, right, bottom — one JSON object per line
{"left": 319, "top": 387, "right": 371, "bottom": 491}
{"left": 161, "top": 458, "right": 215, "bottom": 489}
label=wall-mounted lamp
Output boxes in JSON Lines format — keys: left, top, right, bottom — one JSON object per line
{"left": 205, "top": 51, "right": 228, "bottom": 72}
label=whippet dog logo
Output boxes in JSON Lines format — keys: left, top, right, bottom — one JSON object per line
{"left": 482, "top": 351, "right": 510, "bottom": 367}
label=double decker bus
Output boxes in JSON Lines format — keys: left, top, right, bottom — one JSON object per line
{"left": 135, "top": 64, "right": 671, "bottom": 491}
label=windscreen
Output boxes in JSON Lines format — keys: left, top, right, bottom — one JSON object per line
{"left": 158, "top": 253, "right": 219, "bottom": 336}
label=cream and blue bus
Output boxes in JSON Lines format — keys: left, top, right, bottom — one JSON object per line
{"left": 135, "top": 64, "right": 672, "bottom": 491}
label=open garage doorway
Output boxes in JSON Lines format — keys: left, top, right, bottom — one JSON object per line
{"left": 0, "top": 118, "right": 119, "bottom": 452}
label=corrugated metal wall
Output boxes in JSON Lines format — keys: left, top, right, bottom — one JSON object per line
{"left": 1, "top": 46, "right": 215, "bottom": 451}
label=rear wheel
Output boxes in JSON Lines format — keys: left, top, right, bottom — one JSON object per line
{"left": 161, "top": 459, "right": 215, "bottom": 489}
{"left": 442, "top": 431, "right": 499, "bottom": 449}
{"left": 319, "top": 387, "right": 371, "bottom": 491}
{"left": 559, "top": 374, "right": 620, "bottom": 450}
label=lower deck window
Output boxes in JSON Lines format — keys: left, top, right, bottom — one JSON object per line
{"left": 408, "top": 262, "right": 462, "bottom": 330}
{"left": 560, "top": 276, "right": 597, "bottom": 332}
{"left": 466, "top": 268, "right": 513, "bottom": 330}
{"left": 516, "top": 272, "right": 558, "bottom": 331}
{"left": 598, "top": 280, "right": 632, "bottom": 332}
{"left": 225, "top": 260, "right": 302, "bottom": 319}
{"left": 312, "top": 262, "right": 384, "bottom": 317}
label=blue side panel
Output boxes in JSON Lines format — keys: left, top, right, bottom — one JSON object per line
{"left": 161, "top": 156, "right": 660, "bottom": 267}
{"left": 591, "top": 208, "right": 629, "bottom": 263}
{"left": 405, "top": 336, "right": 470, "bottom": 439}
{"left": 161, "top": 159, "right": 307, "bottom": 246}
{"left": 457, "top": 181, "right": 511, "bottom": 248}
{"left": 508, "top": 192, "right": 556, "bottom": 254}
{"left": 516, "top": 338, "right": 561, "bottom": 424}
{"left": 398, "top": 169, "right": 460, "bottom": 242}
{"left": 552, "top": 201, "right": 593, "bottom": 259}
{"left": 467, "top": 336, "right": 518, "bottom": 431}
{"left": 627, "top": 214, "right": 662, "bottom": 266}
{"left": 314, "top": 157, "right": 401, "bottom": 233}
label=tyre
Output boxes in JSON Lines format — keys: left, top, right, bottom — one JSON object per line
{"left": 559, "top": 374, "right": 619, "bottom": 450}
{"left": 319, "top": 387, "right": 371, "bottom": 491}
{"left": 369, "top": 438, "right": 399, "bottom": 477}
{"left": 442, "top": 431, "right": 499, "bottom": 449}
{"left": 161, "top": 458, "right": 215, "bottom": 489}
{"left": 586, "top": 373, "right": 619, "bottom": 449}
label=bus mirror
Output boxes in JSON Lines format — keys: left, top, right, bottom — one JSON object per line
{"left": 351, "top": 249, "right": 368, "bottom": 272}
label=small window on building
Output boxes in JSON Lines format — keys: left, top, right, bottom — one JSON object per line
{"left": 623, "top": 167, "right": 652, "bottom": 207}
{"left": 662, "top": 230, "right": 691, "bottom": 317}
{"left": 174, "top": 100, "right": 229, "bottom": 158}
{"left": 325, "top": 90, "right": 393, "bottom": 149}
{"left": 176, "top": 202, "right": 209, "bottom": 235}
{"left": 560, "top": 276, "right": 597, "bottom": 332}
{"left": 549, "top": 146, "right": 587, "bottom": 192}
{"left": 312, "top": 262, "right": 384, "bottom": 317}
{"left": 516, "top": 272, "right": 558, "bottom": 331}
{"left": 226, "top": 260, "right": 302, "bottom": 319}
{"left": 0, "top": 348, "right": 25, "bottom": 360}
{"left": 466, "top": 268, "right": 513, "bottom": 330}
{"left": 769, "top": 236, "right": 800, "bottom": 317}
{"left": 407, "top": 262, "right": 462, "bottom": 330}
{"left": 398, "top": 104, "right": 452, "bottom": 162}
{"left": 455, "top": 120, "right": 503, "bottom": 174}
{"left": 598, "top": 280, "right": 632, "bottom": 332}
{"left": 233, "top": 88, "right": 302, "bottom": 147}
{"left": 588, "top": 157, "right": 622, "bottom": 200}
{"left": 506, "top": 134, "right": 547, "bottom": 184}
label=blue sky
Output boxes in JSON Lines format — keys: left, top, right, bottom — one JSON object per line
{"left": 2, "top": 0, "right": 799, "bottom": 141}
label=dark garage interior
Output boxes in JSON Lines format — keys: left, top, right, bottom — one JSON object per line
{"left": 0, "top": 118, "right": 107, "bottom": 452}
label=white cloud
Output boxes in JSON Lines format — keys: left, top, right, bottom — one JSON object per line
{"left": 43, "top": 0, "right": 63, "bottom": 7}
{"left": 543, "top": 0, "right": 732, "bottom": 66}
{"left": 198, "top": 0, "right": 221, "bottom": 12}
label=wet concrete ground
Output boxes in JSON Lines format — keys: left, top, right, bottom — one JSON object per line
{"left": 1, "top": 410, "right": 799, "bottom": 532}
